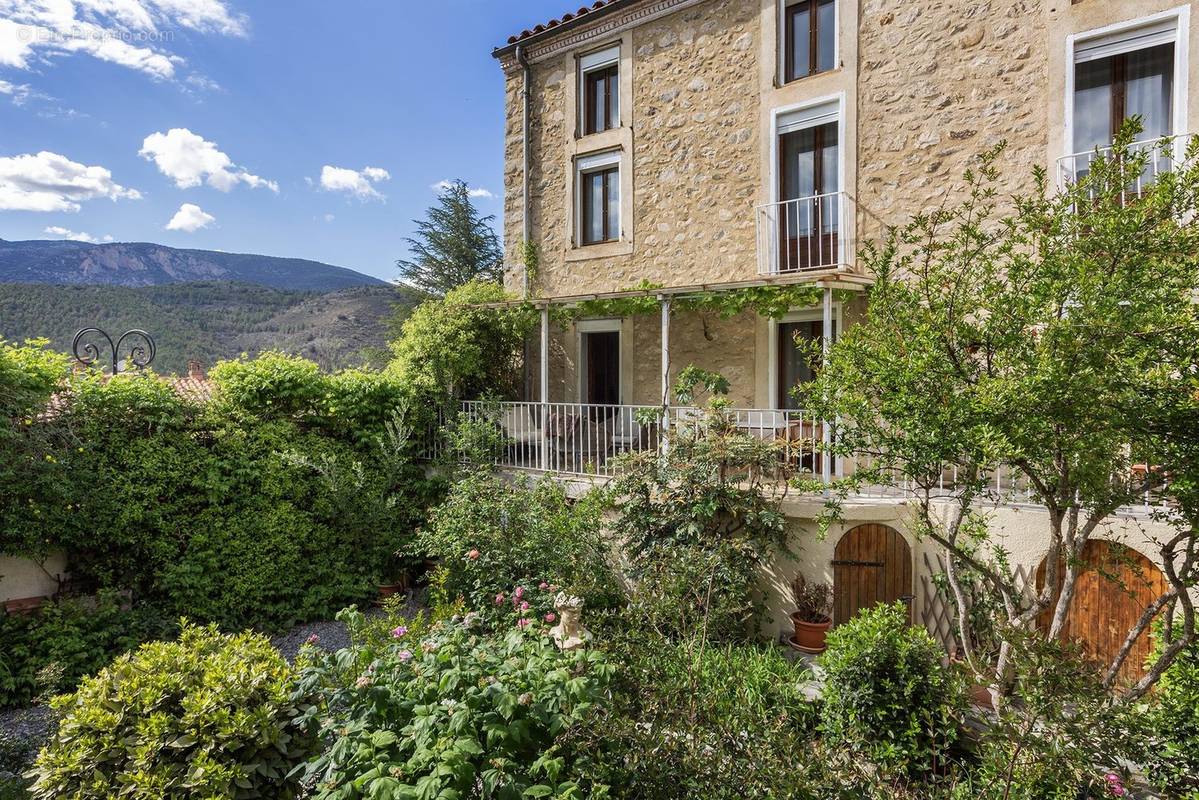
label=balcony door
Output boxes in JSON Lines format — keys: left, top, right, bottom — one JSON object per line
{"left": 581, "top": 329, "right": 620, "bottom": 406}
{"left": 778, "top": 115, "right": 839, "bottom": 271}
{"left": 1069, "top": 17, "right": 1179, "bottom": 183}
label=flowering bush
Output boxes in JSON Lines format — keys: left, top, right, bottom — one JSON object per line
{"left": 292, "top": 619, "right": 613, "bottom": 799}
{"left": 418, "top": 470, "right": 620, "bottom": 623}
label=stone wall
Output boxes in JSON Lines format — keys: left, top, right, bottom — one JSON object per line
{"left": 855, "top": 0, "right": 1048, "bottom": 241}
{"left": 505, "top": 0, "right": 761, "bottom": 296}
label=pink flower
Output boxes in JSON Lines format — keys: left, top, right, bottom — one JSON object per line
{"left": 304, "top": 633, "right": 320, "bottom": 645}
{"left": 520, "top": 601, "right": 530, "bottom": 612}
{"left": 494, "top": 593, "right": 505, "bottom": 605}
{"left": 397, "top": 649, "right": 413, "bottom": 662}
{"left": 545, "top": 613, "right": 556, "bottom": 623}
{"left": 355, "top": 675, "right": 373, "bottom": 689}
{"left": 1104, "top": 774, "right": 1126, "bottom": 797}
{"left": 514, "top": 586, "right": 525, "bottom": 600}
{"left": 516, "top": 618, "right": 532, "bottom": 629}
{"left": 538, "top": 582, "right": 549, "bottom": 590}
{"left": 467, "top": 549, "right": 480, "bottom": 560}
{"left": 391, "top": 626, "right": 408, "bottom": 638}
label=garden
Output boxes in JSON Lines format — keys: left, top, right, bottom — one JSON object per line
{"left": 1, "top": 137, "right": 1198, "bottom": 799}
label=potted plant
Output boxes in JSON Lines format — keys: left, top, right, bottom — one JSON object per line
{"left": 376, "top": 549, "right": 412, "bottom": 600}
{"left": 789, "top": 575, "right": 833, "bottom": 653}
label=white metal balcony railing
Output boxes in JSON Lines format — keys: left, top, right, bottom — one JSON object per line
{"left": 428, "top": 401, "right": 1170, "bottom": 515}
{"left": 1057, "top": 134, "right": 1183, "bottom": 196}
{"left": 755, "top": 190, "right": 854, "bottom": 276}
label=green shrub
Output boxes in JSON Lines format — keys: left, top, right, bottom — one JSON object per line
{"left": 607, "top": 403, "right": 788, "bottom": 641}
{"left": 418, "top": 470, "right": 620, "bottom": 621}
{"left": 0, "top": 592, "right": 172, "bottom": 708}
{"left": 28, "top": 622, "right": 317, "bottom": 800}
{"left": 818, "top": 602, "right": 962, "bottom": 777}
{"left": 1146, "top": 630, "right": 1199, "bottom": 798}
{"left": 569, "top": 633, "right": 817, "bottom": 800}
{"left": 293, "top": 619, "right": 612, "bottom": 799}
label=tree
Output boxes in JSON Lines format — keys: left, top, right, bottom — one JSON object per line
{"left": 803, "top": 127, "right": 1199, "bottom": 704}
{"left": 396, "top": 179, "right": 503, "bottom": 296}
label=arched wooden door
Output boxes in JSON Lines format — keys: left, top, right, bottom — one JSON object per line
{"left": 1037, "top": 540, "right": 1168, "bottom": 685}
{"left": 832, "top": 524, "right": 913, "bottom": 625}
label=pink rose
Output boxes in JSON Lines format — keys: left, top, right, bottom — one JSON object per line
{"left": 516, "top": 617, "right": 531, "bottom": 629}
{"left": 538, "top": 582, "right": 549, "bottom": 590}
{"left": 397, "top": 649, "right": 413, "bottom": 662}
{"left": 467, "top": 549, "right": 480, "bottom": 560}
{"left": 391, "top": 626, "right": 408, "bottom": 638}
{"left": 545, "top": 613, "right": 556, "bottom": 623}
{"left": 514, "top": 586, "right": 524, "bottom": 600}
{"left": 304, "top": 633, "right": 320, "bottom": 645}
{"left": 520, "top": 601, "right": 530, "bottom": 611}
{"left": 494, "top": 593, "right": 505, "bottom": 605}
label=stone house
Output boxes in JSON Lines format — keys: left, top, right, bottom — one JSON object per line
{"left": 485, "top": 0, "right": 1195, "bottom": 672}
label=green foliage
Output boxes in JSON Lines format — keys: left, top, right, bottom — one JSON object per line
{"left": 388, "top": 280, "right": 535, "bottom": 402}
{"left": 568, "top": 633, "right": 817, "bottom": 800}
{"left": 607, "top": 404, "right": 788, "bottom": 641}
{"left": 418, "top": 470, "right": 620, "bottom": 622}
{"left": 1145, "top": 629, "right": 1199, "bottom": 798}
{"left": 0, "top": 591, "right": 173, "bottom": 708}
{"left": 293, "top": 621, "right": 613, "bottom": 799}
{"left": 671, "top": 364, "right": 729, "bottom": 406}
{"left": 28, "top": 622, "right": 318, "bottom": 800}
{"left": 818, "top": 602, "right": 963, "bottom": 777}
{"left": 396, "top": 179, "right": 504, "bottom": 297}
{"left": 0, "top": 339, "right": 69, "bottom": 531}
{"left": 558, "top": 282, "right": 832, "bottom": 322}
{"left": 211, "top": 350, "right": 325, "bottom": 420}
{"left": 961, "top": 630, "right": 1142, "bottom": 800}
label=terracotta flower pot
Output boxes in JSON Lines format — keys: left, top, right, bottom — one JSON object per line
{"left": 789, "top": 612, "right": 832, "bottom": 653}
{"left": 377, "top": 573, "right": 410, "bottom": 600}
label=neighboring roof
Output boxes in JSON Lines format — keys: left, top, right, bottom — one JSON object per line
{"left": 495, "top": 0, "right": 627, "bottom": 53}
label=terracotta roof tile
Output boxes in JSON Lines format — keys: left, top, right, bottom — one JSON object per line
{"left": 505, "top": 0, "right": 616, "bottom": 45}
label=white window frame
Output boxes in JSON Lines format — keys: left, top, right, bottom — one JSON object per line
{"left": 578, "top": 43, "right": 621, "bottom": 135}
{"left": 575, "top": 149, "right": 622, "bottom": 246}
{"left": 766, "top": 305, "right": 841, "bottom": 411}
{"left": 576, "top": 319, "right": 623, "bottom": 404}
{"left": 777, "top": 0, "right": 840, "bottom": 86}
{"left": 768, "top": 93, "right": 847, "bottom": 266}
{"left": 1063, "top": 6, "right": 1189, "bottom": 161}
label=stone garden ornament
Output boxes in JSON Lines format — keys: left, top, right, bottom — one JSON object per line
{"left": 549, "top": 592, "right": 591, "bottom": 651}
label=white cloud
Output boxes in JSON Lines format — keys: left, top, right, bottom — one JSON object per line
{"left": 43, "top": 225, "right": 113, "bottom": 243}
{"left": 165, "top": 202, "right": 214, "bottom": 232}
{"left": 319, "top": 165, "right": 389, "bottom": 200}
{"left": 323, "top": 213, "right": 334, "bottom": 222}
{"left": 0, "top": 0, "right": 246, "bottom": 80}
{"left": 0, "top": 150, "right": 141, "bottom": 211}
{"left": 139, "top": 128, "right": 277, "bottom": 192}
{"left": 431, "top": 179, "right": 494, "bottom": 199}
{"left": 0, "top": 77, "right": 32, "bottom": 103}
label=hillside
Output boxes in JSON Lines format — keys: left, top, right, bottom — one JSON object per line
{"left": 0, "top": 239, "right": 386, "bottom": 291}
{"left": 0, "top": 281, "right": 418, "bottom": 373}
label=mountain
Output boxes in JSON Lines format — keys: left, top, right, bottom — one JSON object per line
{"left": 0, "top": 238, "right": 386, "bottom": 291}
{"left": 0, "top": 281, "right": 418, "bottom": 374}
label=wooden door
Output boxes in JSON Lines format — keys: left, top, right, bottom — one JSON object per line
{"left": 1036, "top": 540, "right": 1168, "bottom": 685}
{"left": 832, "top": 524, "right": 913, "bottom": 625}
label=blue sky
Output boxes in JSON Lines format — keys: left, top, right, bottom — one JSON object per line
{"left": 0, "top": 1, "right": 573, "bottom": 281}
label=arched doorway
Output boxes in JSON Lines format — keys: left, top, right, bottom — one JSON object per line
{"left": 832, "top": 524, "right": 913, "bottom": 625}
{"left": 1036, "top": 539, "right": 1169, "bottom": 685}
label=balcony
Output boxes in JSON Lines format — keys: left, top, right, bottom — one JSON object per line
{"left": 756, "top": 191, "right": 855, "bottom": 276}
{"left": 1057, "top": 134, "right": 1183, "bottom": 196}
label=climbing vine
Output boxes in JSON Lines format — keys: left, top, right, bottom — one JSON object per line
{"left": 543, "top": 280, "right": 848, "bottom": 322}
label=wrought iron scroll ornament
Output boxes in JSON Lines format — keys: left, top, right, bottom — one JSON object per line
{"left": 71, "top": 328, "right": 155, "bottom": 375}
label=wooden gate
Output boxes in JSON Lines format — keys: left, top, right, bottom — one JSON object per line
{"left": 832, "top": 524, "right": 913, "bottom": 625}
{"left": 1036, "top": 540, "right": 1168, "bottom": 685}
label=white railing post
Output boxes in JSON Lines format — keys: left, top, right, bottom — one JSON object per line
{"left": 821, "top": 287, "right": 833, "bottom": 493}
{"left": 659, "top": 295, "right": 671, "bottom": 455}
{"left": 539, "top": 306, "right": 549, "bottom": 472}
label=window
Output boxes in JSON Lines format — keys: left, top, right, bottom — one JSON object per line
{"left": 1073, "top": 21, "right": 1176, "bottom": 154}
{"left": 577, "top": 151, "right": 621, "bottom": 245}
{"left": 579, "top": 45, "right": 620, "bottom": 135}
{"left": 777, "top": 318, "right": 836, "bottom": 409}
{"left": 783, "top": 0, "right": 835, "bottom": 83}
{"left": 774, "top": 100, "right": 841, "bottom": 271}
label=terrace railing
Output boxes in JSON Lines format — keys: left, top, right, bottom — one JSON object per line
{"left": 756, "top": 190, "right": 855, "bottom": 275}
{"left": 1057, "top": 134, "right": 1185, "bottom": 199}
